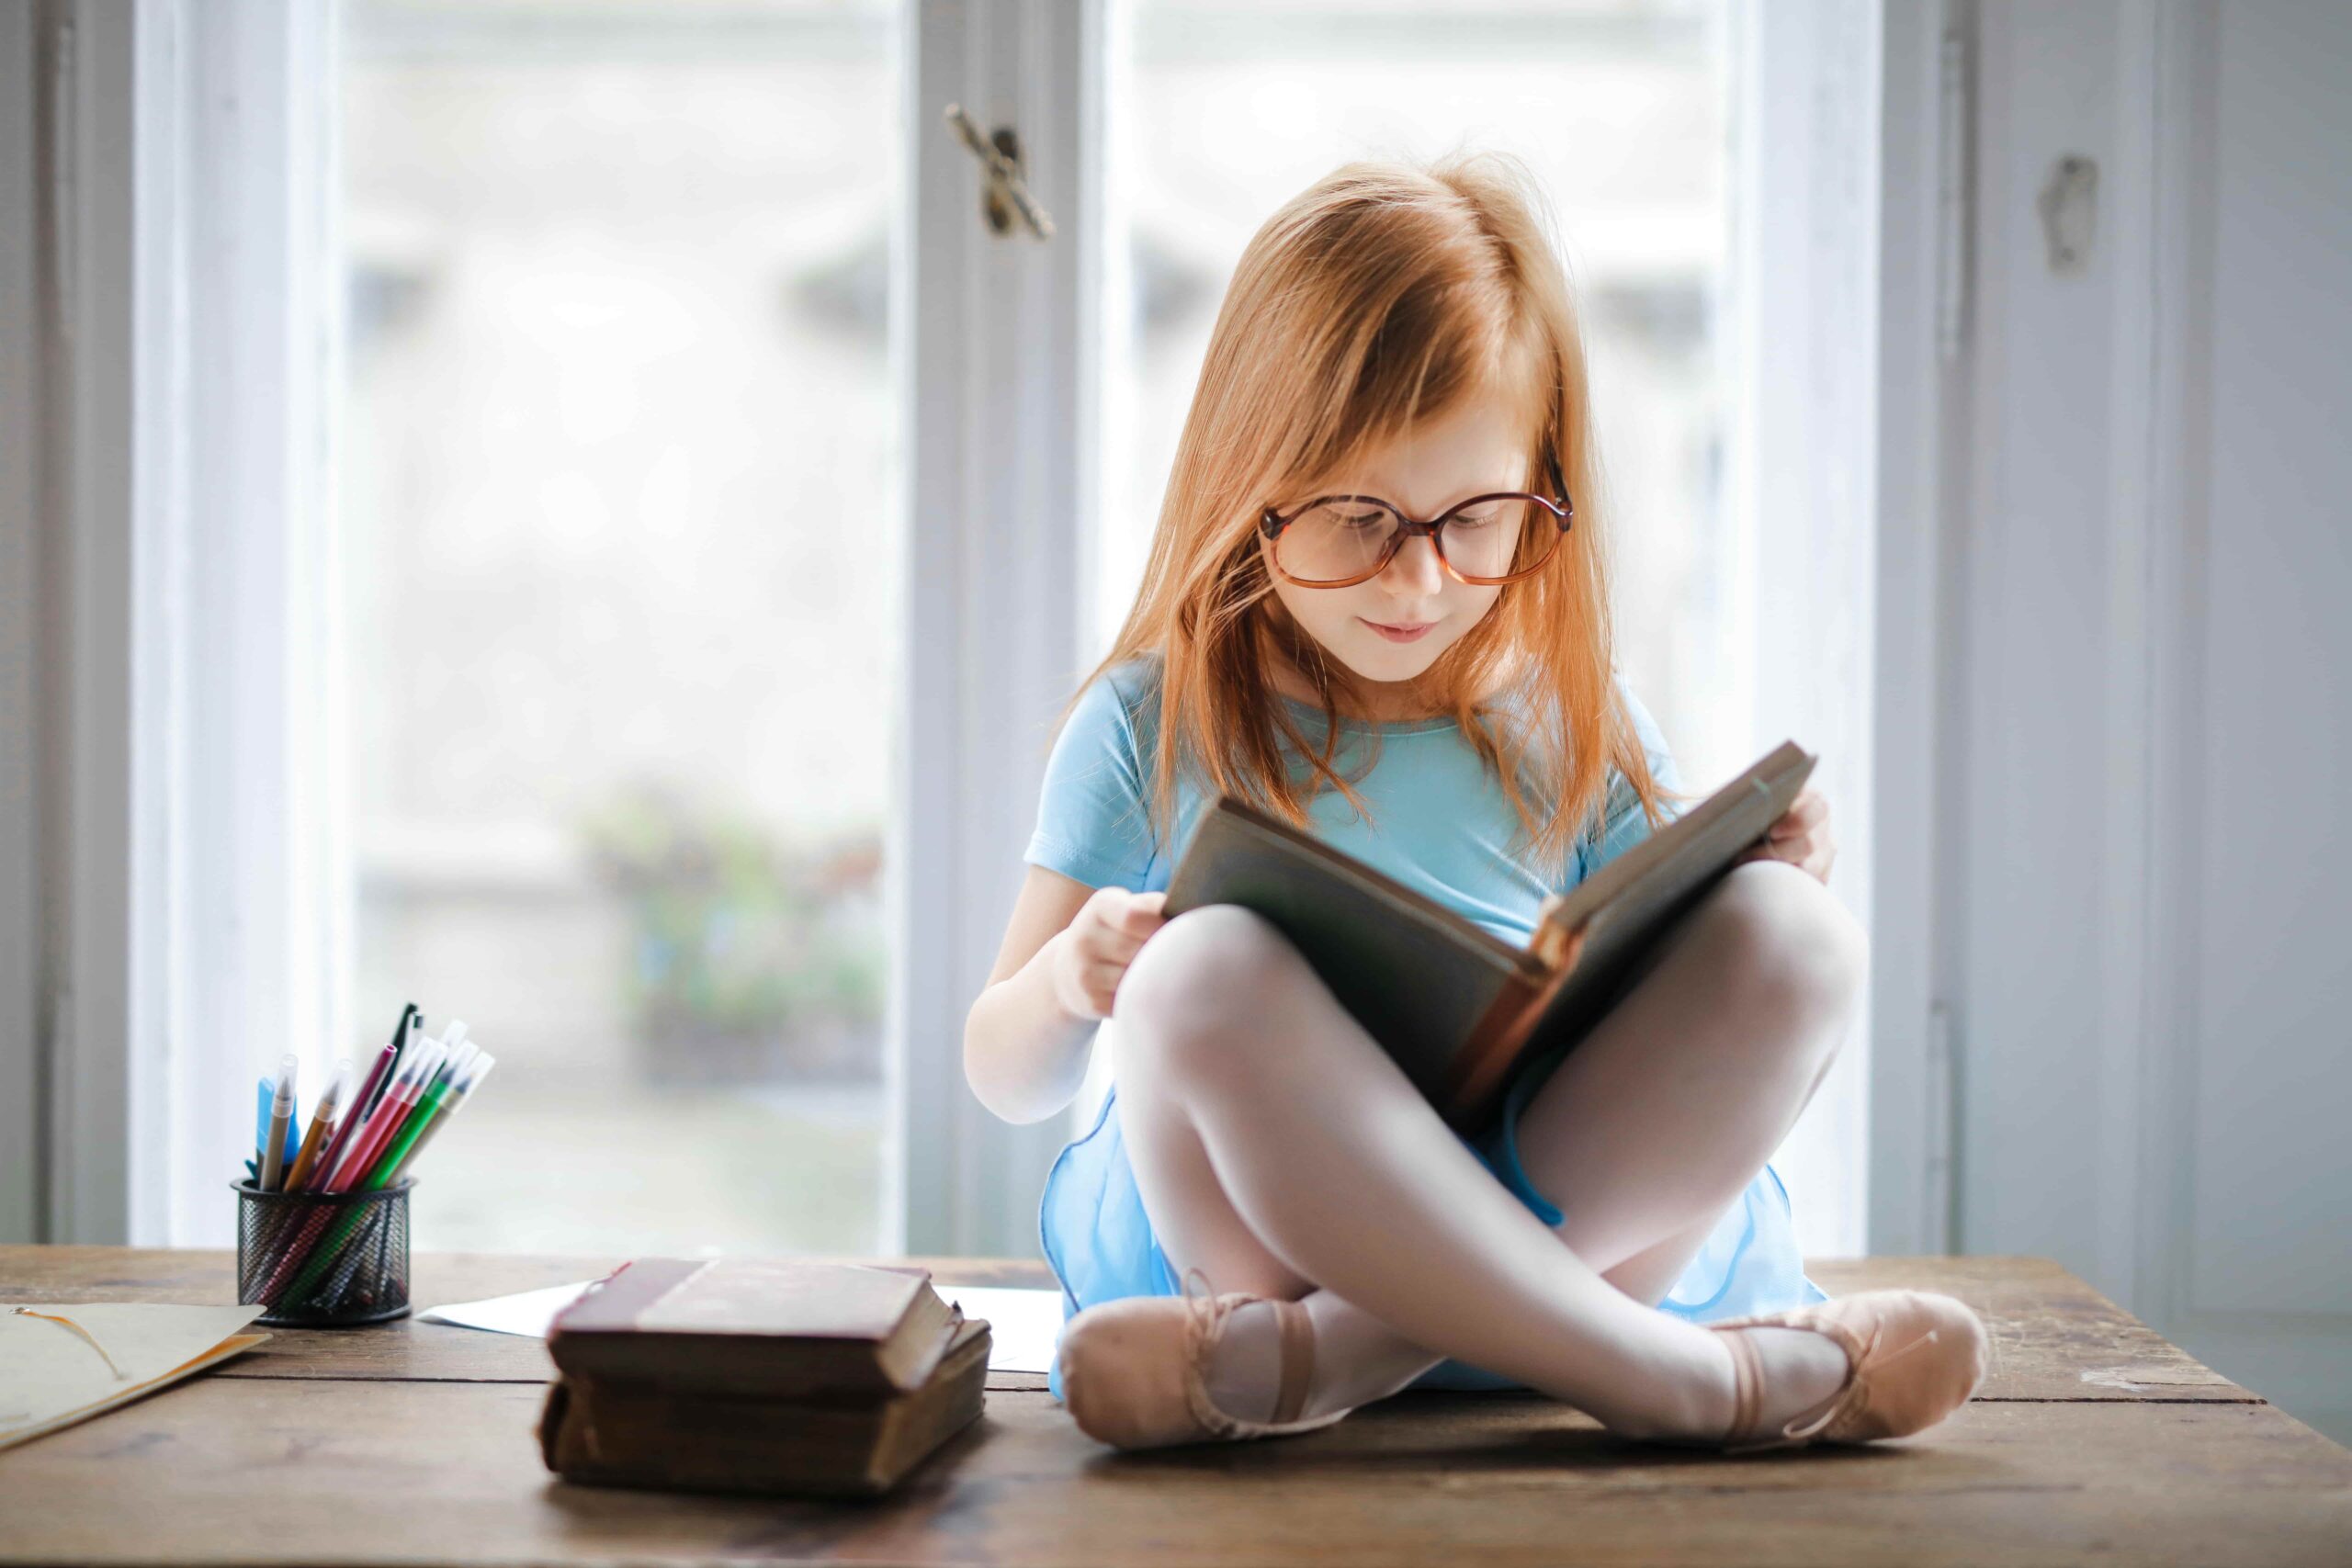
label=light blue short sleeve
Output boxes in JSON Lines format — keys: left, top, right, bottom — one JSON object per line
{"left": 1578, "top": 674, "right": 1685, "bottom": 882}
{"left": 1023, "top": 666, "right": 1159, "bottom": 892}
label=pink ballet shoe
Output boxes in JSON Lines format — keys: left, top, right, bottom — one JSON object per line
{"left": 1056, "top": 1266, "right": 1354, "bottom": 1450}
{"left": 1704, "top": 1289, "right": 1989, "bottom": 1454}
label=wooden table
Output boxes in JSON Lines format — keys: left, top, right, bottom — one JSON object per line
{"left": 3, "top": 1248, "right": 2348, "bottom": 1565}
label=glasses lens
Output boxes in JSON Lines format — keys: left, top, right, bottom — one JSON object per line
{"left": 1277, "top": 501, "right": 1398, "bottom": 583}
{"left": 1441, "top": 496, "right": 1546, "bottom": 581}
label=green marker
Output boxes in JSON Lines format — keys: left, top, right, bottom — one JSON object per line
{"left": 381, "top": 1054, "right": 493, "bottom": 1185}
{"left": 367, "top": 1057, "right": 464, "bottom": 1187}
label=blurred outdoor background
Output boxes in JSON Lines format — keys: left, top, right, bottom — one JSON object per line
{"left": 339, "top": 0, "right": 1740, "bottom": 1257}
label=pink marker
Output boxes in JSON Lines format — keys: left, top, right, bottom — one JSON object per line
{"left": 326, "top": 1041, "right": 444, "bottom": 1190}
{"left": 314, "top": 1032, "right": 404, "bottom": 1184}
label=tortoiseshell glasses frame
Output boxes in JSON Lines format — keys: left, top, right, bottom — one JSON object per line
{"left": 1257, "top": 449, "right": 1576, "bottom": 589}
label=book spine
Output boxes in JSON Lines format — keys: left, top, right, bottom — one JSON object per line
{"left": 1526, "top": 894, "right": 1577, "bottom": 970}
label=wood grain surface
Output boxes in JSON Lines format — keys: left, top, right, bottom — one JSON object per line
{"left": 2, "top": 1248, "right": 2346, "bottom": 1565}
{"left": 0, "top": 1249, "right": 1058, "bottom": 1391}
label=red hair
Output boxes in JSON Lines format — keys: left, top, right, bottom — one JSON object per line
{"left": 1066, "top": 151, "right": 1676, "bottom": 880}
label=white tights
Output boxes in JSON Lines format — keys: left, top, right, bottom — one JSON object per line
{"left": 1108, "top": 858, "right": 1868, "bottom": 1443}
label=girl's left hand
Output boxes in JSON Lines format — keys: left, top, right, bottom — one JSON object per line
{"left": 1736, "top": 785, "right": 1836, "bottom": 886}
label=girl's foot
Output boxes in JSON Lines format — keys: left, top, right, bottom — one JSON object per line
{"left": 1699, "top": 1289, "right": 1990, "bottom": 1453}
{"left": 1057, "top": 1266, "right": 1356, "bottom": 1450}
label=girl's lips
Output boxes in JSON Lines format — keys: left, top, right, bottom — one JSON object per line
{"left": 1361, "top": 617, "right": 1435, "bottom": 643}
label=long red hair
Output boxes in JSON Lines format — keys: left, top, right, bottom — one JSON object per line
{"left": 1065, "top": 151, "right": 1675, "bottom": 881}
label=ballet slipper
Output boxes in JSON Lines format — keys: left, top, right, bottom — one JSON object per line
{"left": 1701, "top": 1289, "right": 1989, "bottom": 1455}
{"left": 1056, "top": 1265, "right": 1354, "bottom": 1450}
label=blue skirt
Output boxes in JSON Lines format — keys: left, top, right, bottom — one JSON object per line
{"left": 1037, "top": 1040, "right": 1829, "bottom": 1401}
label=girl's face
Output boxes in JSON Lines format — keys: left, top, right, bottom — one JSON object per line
{"left": 1261, "top": 387, "right": 1533, "bottom": 694}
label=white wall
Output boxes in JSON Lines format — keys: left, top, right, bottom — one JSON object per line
{"left": 1942, "top": 0, "right": 2352, "bottom": 1444}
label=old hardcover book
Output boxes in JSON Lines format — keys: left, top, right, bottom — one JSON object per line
{"left": 548, "top": 1258, "right": 966, "bottom": 1401}
{"left": 1161, "top": 739, "right": 1817, "bottom": 1132}
{"left": 537, "top": 1316, "right": 991, "bottom": 1499}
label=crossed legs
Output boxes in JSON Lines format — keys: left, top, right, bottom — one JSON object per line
{"left": 1107, "top": 858, "right": 1866, "bottom": 1441}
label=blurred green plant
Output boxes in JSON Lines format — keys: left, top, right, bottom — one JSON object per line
{"left": 577, "top": 784, "right": 883, "bottom": 1079}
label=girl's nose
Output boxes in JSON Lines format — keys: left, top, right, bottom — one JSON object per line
{"left": 1381, "top": 533, "right": 1445, "bottom": 594}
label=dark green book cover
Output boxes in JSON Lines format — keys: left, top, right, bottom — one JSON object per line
{"left": 1160, "top": 741, "right": 1816, "bottom": 1131}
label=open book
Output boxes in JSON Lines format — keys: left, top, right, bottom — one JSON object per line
{"left": 1, "top": 1303, "right": 269, "bottom": 1452}
{"left": 1159, "top": 740, "right": 1817, "bottom": 1132}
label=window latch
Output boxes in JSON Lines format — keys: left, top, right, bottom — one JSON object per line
{"left": 943, "top": 104, "right": 1054, "bottom": 241}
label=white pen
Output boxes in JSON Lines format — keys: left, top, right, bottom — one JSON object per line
{"left": 260, "top": 1054, "right": 299, "bottom": 1191}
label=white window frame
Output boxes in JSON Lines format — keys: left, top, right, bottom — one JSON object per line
{"left": 3, "top": 0, "right": 343, "bottom": 1246}
{"left": 9, "top": 0, "right": 198, "bottom": 1243}
{"left": 1861, "top": 0, "right": 1964, "bottom": 1258}
{"left": 1728, "top": 0, "right": 1897, "bottom": 1260}
{"left": 890, "top": 0, "right": 1108, "bottom": 1256}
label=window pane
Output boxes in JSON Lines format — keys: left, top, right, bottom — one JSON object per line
{"left": 1105, "top": 0, "right": 1744, "bottom": 787}
{"left": 337, "top": 0, "right": 899, "bottom": 1255}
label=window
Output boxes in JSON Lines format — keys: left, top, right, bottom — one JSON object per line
{"left": 338, "top": 0, "right": 901, "bottom": 1255}
{"left": 23, "top": 0, "right": 1874, "bottom": 1261}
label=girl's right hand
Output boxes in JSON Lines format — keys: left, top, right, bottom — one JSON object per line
{"left": 1050, "top": 887, "right": 1169, "bottom": 1021}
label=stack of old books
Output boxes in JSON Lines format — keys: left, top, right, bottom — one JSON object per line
{"left": 537, "top": 1257, "right": 990, "bottom": 1498}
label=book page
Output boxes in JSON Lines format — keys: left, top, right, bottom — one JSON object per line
{"left": 0, "top": 1303, "right": 267, "bottom": 1451}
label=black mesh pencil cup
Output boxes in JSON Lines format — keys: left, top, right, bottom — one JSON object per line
{"left": 234, "top": 1179, "right": 414, "bottom": 1326}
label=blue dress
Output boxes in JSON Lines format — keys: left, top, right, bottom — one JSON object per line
{"left": 1024, "top": 659, "right": 1829, "bottom": 1400}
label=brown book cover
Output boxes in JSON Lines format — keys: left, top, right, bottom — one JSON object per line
{"left": 548, "top": 1258, "right": 965, "bottom": 1401}
{"left": 1161, "top": 739, "right": 1817, "bottom": 1132}
{"left": 537, "top": 1316, "right": 991, "bottom": 1499}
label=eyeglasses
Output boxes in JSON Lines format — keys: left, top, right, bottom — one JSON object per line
{"left": 1258, "top": 451, "right": 1574, "bottom": 588}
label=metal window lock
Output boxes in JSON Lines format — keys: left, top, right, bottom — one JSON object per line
{"left": 944, "top": 104, "right": 1055, "bottom": 241}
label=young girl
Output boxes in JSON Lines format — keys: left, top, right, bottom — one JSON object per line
{"left": 965, "top": 153, "right": 1985, "bottom": 1454}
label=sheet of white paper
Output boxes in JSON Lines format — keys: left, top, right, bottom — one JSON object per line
{"left": 418, "top": 1279, "right": 1067, "bottom": 1374}
{"left": 935, "top": 1284, "right": 1063, "bottom": 1375}
{"left": 418, "top": 1280, "right": 595, "bottom": 1337}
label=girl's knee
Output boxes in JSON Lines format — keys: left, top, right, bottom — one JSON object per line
{"left": 1114, "top": 904, "right": 1298, "bottom": 1083}
{"left": 1703, "top": 860, "right": 1868, "bottom": 1030}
